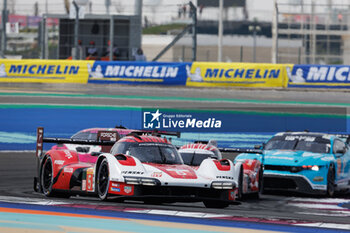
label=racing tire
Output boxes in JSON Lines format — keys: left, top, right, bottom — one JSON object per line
{"left": 40, "top": 156, "right": 70, "bottom": 198}
{"left": 237, "top": 165, "right": 243, "bottom": 200}
{"left": 203, "top": 200, "right": 229, "bottom": 208}
{"left": 251, "top": 165, "right": 264, "bottom": 199}
{"left": 326, "top": 165, "right": 335, "bottom": 197}
{"left": 97, "top": 158, "right": 110, "bottom": 201}
{"left": 41, "top": 156, "right": 55, "bottom": 197}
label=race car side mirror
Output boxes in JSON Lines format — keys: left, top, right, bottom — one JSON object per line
{"left": 254, "top": 144, "right": 262, "bottom": 149}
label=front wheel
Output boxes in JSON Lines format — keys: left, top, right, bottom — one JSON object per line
{"left": 326, "top": 166, "right": 335, "bottom": 197}
{"left": 97, "top": 158, "right": 110, "bottom": 200}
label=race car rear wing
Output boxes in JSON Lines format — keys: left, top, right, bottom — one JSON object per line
{"left": 127, "top": 130, "right": 181, "bottom": 138}
{"left": 36, "top": 127, "right": 118, "bottom": 158}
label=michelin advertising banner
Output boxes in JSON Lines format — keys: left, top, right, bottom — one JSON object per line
{"left": 287, "top": 65, "right": 350, "bottom": 88}
{"left": 87, "top": 61, "right": 190, "bottom": 85}
{"left": 0, "top": 59, "right": 92, "bottom": 83}
{"left": 186, "top": 62, "right": 289, "bottom": 88}
{"left": 0, "top": 59, "right": 295, "bottom": 88}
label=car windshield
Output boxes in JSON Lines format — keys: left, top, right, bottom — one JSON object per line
{"left": 111, "top": 142, "right": 183, "bottom": 164}
{"left": 180, "top": 151, "right": 216, "bottom": 166}
{"left": 264, "top": 135, "right": 330, "bottom": 153}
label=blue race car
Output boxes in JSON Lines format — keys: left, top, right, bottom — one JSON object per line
{"left": 234, "top": 132, "right": 350, "bottom": 196}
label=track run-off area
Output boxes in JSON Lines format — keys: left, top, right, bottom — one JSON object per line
{"left": 1, "top": 83, "right": 350, "bottom": 232}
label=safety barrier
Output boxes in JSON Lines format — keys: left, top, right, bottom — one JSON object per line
{"left": 186, "top": 62, "right": 289, "bottom": 88}
{"left": 287, "top": 65, "right": 350, "bottom": 88}
{"left": 1, "top": 59, "right": 349, "bottom": 89}
{"left": 0, "top": 59, "right": 92, "bottom": 83}
{"left": 87, "top": 61, "right": 190, "bottom": 85}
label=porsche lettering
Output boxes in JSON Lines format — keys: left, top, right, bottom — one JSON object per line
{"left": 121, "top": 171, "right": 144, "bottom": 175}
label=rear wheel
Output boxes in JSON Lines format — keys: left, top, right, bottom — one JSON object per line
{"left": 203, "top": 200, "right": 229, "bottom": 208}
{"left": 40, "top": 156, "right": 70, "bottom": 198}
{"left": 326, "top": 166, "right": 335, "bottom": 197}
{"left": 237, "top": 165, "right": 243, "bottom": 200}
{"left": 41, "top": 156, "right": 54, "bottom": 197}
{"left": 97, "top": 158, "right": 110, "bottom": 200}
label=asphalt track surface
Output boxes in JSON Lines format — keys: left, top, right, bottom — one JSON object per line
{"left": 1, "top": 83, "right": 350, "bottom": 115}
{"left": 2, "top": 83, "right": 350, "bottom": 231}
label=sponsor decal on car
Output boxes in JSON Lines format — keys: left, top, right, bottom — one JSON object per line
{"left": 285, "top": 136, "right": 315, "bottom": 141}
{"left": 63, "top": 167, "right": 73, "bottom": 173}
{"left": 216, "top": 176, "right": 234, "bottom": 180}
{"left": 229, "top": 189, "right": 237, "bottom": 201}
{"left": 86, "top": 168, "right": 94, "bottom": 192}
{"left": 111, "top": 187, "right": 121, "bottom": 192}
{"left": 121, "top": 171, "right": 144, "bottom": 175}
{"left": 111, "top": 183, "right": 120, "bottom": 188}
{"left": 337, "top": 158, "right": 342, "bottom": 175}
{"left": 63, "top": 150, "right": 73, "bottom": 159}
{"left": 54, "top": 160, "right": 64, "bottom": 165}
{"left": 265, "top": 155, "right": 294, "bottom": 161}
{"left": 109, "top": 182, "right": 134, "bottom": 195}
{"left": 98, "top": 131, "right": 119, "bottom": 141}
{"left": 151, "top": 172, "right": 162, "bottom": 177}
{"left": 82, "top": 180, "right": 86, "bottom": 191}
{"left": 313, "top": 176, "right": 324, "bottom": 182}
{"left": 124, "top": 186, "right": 132, "bottom": 194}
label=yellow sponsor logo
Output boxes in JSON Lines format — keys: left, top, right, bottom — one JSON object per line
{"left": 313, "top": 176, "right": 324, "bottom": 182}
{"left": 0, "top": 59, "right": 92, "bottom": 83}
{"left": 186, "top": 62, "right": 290, "bottom": 88}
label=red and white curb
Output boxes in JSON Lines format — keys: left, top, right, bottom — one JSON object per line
{"left": 1, "top": 195, "right": 350, "bottom": 230}
{"left": 287, "top": 197, "right": 350, "bottom": 217}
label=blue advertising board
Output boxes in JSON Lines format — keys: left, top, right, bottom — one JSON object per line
{"left": 1, "top": 105, "right": 347, "bottom": 151}
{"left": 287, "top": 65, "right": 350, "bottom": 88}
{"left": 87, "top": 61, "right": 190, "bottom": 85}
{"left": 141, "top": 108, "right": 347, "bottom": 133}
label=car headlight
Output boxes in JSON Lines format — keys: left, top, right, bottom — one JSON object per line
{"left": 301, "top": 165, "right": 320, "bottom": 171}
{"left": 211, "top": 181, "right": 236, "bottom": 189}
{"left": 124, "top": 177, "right": 160, "bottom": 186}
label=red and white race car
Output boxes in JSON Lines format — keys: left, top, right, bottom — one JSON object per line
{"left": 35, "top": 128, "right": 241, "bottom": 208}
{"left": 178, "top": 141, "right": 263, "bottom": 199}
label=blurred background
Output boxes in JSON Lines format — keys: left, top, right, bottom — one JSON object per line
{"left": 0, "top": 0, "right": 349, "bottom": 64}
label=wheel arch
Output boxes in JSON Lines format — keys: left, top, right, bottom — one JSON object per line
{"left": 233, "top": 161, "right": 243, "bottom": 184}
{"left": 233, "top": 162, "right": 244, "bottom": 198}
{"left": 330, "top": 161, "right": 337, "bottom": 180}
{"left": 95, "top": 154, "right": 123, "bottom": 183}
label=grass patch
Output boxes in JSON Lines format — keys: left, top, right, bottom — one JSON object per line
{"left": 143, "top": 23, "right": 187, "bottom": 35}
